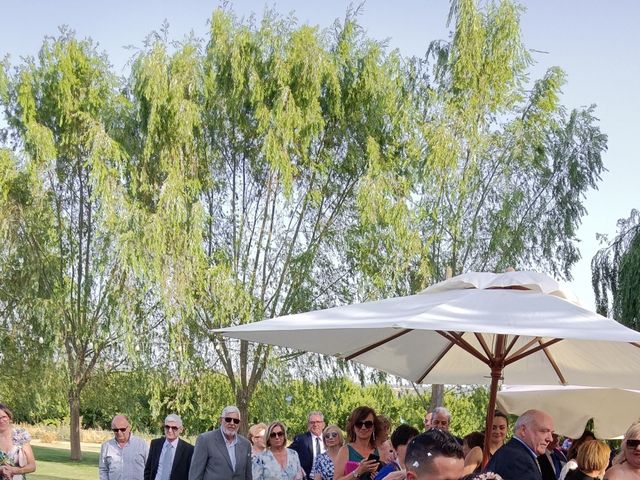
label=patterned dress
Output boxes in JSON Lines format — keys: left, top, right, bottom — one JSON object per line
{"left": 2, "top": 428, "right": 31, "bottom": 480}
{"left": 310, "top": 452, "right": 335, "bottom": 480}
{"left": 253, "top": 448, "right": 305, "bottom": 480}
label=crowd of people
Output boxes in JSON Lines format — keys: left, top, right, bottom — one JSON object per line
{"left": 1, "top": 401, "right": 640, "bottom": 480}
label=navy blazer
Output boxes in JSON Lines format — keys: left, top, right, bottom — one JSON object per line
{"left": 485, "top": 438, "right": 543, "bottom": 480}
{"left": 289, "top": 432, "right": 315, "bottom": 479}
{"left": 144, "top": 437, "right": 194, "bottom": 480}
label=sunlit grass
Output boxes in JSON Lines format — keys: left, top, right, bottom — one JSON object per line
{"left": 29, "top": 445, "right": 98, "bottom": 480}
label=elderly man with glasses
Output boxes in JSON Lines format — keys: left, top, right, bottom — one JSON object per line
{"left": 289, "top": 411, "right": 326, "bottom": 480}
{"left": 144, "top": 414, "right": 194, "bottom": 480}
{"left": 189, "top": 405, "right": 252, "bottom": 480}
{"left": 99, "top": 414, "right": 149, "bottom": 480}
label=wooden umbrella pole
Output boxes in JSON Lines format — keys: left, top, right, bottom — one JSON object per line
{"left": 482, "top": 334, "right": 506, "bottom": 468}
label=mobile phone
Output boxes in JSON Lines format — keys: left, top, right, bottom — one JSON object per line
{"left": 366, "top": 453, "right": 380, "bottom": 463}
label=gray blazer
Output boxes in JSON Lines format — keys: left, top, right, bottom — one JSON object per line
{"left": 188, "top": 428, "right": 252, "bottom": 480}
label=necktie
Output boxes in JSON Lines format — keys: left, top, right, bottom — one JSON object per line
{"left": 161, "top": 443, "right": 173, "bottom": 480}
{"left": 315, "top": 436, "right": 321, "bottom": 457}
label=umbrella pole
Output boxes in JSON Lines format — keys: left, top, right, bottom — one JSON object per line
{"left": 482, "top": 335, "right": 506, "bottom": 468}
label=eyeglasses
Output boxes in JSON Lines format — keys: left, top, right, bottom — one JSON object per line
{"left": 164, "top": 425, "right": 180, "bottom": 431}
{"left": 324, "top": 432, "right": 339, "bottom": 439}
{"left": 223, "top": 417, "right": 240, "bottom": 425}
{"left": 270, "top": 431, "right": 285, "bottom": 438}
{"left": 112, "top": 427, "right": 128, "bottom": 433}
{"left": 626, "top": 439, "right": 640, "bottom": 448}
{"left": 355, "top": 420, "right": 374, "bottom": 429}
{"left": 0, "top": 415, "right": 10, "bottom": 422}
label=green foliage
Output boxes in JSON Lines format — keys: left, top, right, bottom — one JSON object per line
{"left": 0, "top": 28, "right": 144, "bottom": 459}
{"left": 592, "top": 209, "right": 640, "bottom": 329}
{"left": 445, "top": 386, "right": 489, "bottom": 435}
{"left": 1, "top": 0, "right": 608, "bottom": 443}
{"left": 410, "top": 0, "right": 606, "bottom": 284}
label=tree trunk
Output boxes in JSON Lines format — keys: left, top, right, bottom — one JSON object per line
{"left": 68, "top": 387, "right": 83, "bottom": 461}
{"left": 235, "top": 388, "right": 250, "bottom": 436}
{"left": 429, "top": 384, "right": 444, "bottom": 411}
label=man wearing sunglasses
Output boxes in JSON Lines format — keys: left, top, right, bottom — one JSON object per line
{"left": 144, "top": 414, "right": 194, "bottom": 480}
{"left": 99, "top": 414, "right": 149, "bottom": 480}
{"left": 290, "top": 411, "right": 326, "bottom": 480}
{"left": 189, "top": 405, "right": 252, "bottom": 480}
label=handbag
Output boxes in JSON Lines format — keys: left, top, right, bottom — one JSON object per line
{"left": 16, "top": 447, "right": 27, "bottom": 467}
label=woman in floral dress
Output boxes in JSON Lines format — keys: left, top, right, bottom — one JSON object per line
{"left": 0, "top": 404, "right": 36, "bottom": 479}
{"left": 253, "top": 421, "right": 305, "bottom": 480}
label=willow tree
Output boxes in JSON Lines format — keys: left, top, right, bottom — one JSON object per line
{"left": 0, "top": 31, "right": 138, "bottom": 460}
{"left": 592, "top": 209, "right": 640, "bottom": 329}
{"left": 350, "top": 0, "right": 606, "bottom": 408}
{"left": 406, "top": 0, "right": 607, "bottom": 285}
{"left": 120, "top": 10, "right": 422, "bottom": 428}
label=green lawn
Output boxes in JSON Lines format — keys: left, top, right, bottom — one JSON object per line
{"left": 30, "top": 445, "right": 98, "bottom": 480}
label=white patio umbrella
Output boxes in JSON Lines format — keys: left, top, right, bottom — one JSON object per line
{"left": 497, "top": 384, "right": 640, "bottom": 439}
{"left": 217, "top": 270, "right": 640, "bottom": 460}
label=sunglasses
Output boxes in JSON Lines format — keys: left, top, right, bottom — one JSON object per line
{"left": 223, "top": 417, "right": 240, "bottom": 425}
{"left": 626, "top": 439, "right": 640, "bottom": 448}
{"left": 164, "top": 425, "right": 180, "bottom": 431}
{"left": 112, "top": 427, "right": 128, "bottom": 433}
{"left": 324, "top": 432, "right": 339, "bottom": 439}
{"left": 270, "top": 431, "right": 285, "bottom": 438}
{"left": 355, "top": 420, "right": 374, "bottom": 429}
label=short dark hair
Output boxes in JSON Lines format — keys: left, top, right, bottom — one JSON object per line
{"left": 405, "top": 430, "right": 463, "bottom": 475}
{"left": 391, "top": 424, "right": 420, "bottom": 449}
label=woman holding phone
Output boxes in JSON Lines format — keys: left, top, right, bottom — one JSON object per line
{"left": 334, "top": 406, "right": 383, "bottom": 480}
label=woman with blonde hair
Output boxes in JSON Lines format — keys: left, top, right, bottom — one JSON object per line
{"left": 310, "top": 425, "right": 344, "bottom": 480}
{"left": 605, "top": 421, "right": 640, "bottom": 479}
{"left": 253, "top": 421, "right": 305, "bottom": 480}
{"left": 559, "top": 440, "right": 610, "bottom": 480}
{"left": 249, "top": 423, "right": 268, "bottom": 456}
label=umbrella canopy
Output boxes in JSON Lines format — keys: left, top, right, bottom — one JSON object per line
{"left": 497, "top": 384, "right": 640, "bottom": 439}
{"left": 217, "top": 270, "right": 640, "bottom": 460}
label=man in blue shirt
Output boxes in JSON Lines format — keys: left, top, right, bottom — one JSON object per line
{"left": 99, "top": 414, "right": 149, "bottom": 480}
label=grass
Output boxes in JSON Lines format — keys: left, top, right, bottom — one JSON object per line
{"left": 30, "top": 445, "right": 98, "bottom": 480}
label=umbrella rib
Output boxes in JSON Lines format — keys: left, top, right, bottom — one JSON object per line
{"left": 474, "top": 332, "right": 493, "bottom": 359}
{"left": 417, "top": 339, "right": 456, "bottom": 384}
{"left": 538, "top": 338, "right": 567, "bottom": 384}
{"left": 505, "top": 337, "right": 542, "bottom": 361}
{"left": 503, "top": 335, "right": 520, "bottom": 357}
{"left": 504, "top": 338, "right": 563, "bottom": 366}
{"left": 438, "top": 331, "right": 491, "bottom": 365}
{"left": 344, "top": 328, "right": 413, "bottom": 361}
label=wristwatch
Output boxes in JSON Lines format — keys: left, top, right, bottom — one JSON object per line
{"left": 352, "top": 471, "right": 360, "bottom": 478}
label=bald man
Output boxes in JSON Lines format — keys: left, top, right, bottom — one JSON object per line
{"left": 99, "top": 414, "right": 149, "bottom": 480}
{"left": 485, "top": 409, "right": 554, "bottom": 480}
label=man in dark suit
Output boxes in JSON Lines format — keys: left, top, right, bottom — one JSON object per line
{"left": 485, "top": 409, "right": 555, "bottom": 480}
{"left": 188, "top": 405, "right": 252, "bottom": 480}
{"left": 145, "top": 413, "right": 194, "bottom": 480}
{"left": 289, "top": 411, "right": 325, "bottom": 480}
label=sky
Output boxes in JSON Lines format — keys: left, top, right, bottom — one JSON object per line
{"left": 2, "top": 0, "right": 638, "bottom": 309}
